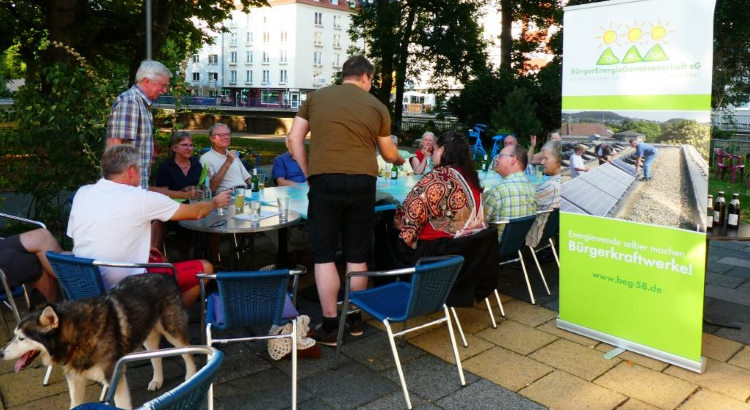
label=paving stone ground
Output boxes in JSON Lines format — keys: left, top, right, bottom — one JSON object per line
{"left": 1, "top": 234, "right": 750, "bottom": 409}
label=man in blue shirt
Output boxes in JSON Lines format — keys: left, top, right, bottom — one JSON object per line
{"left": 629, "top": 138, "right": 659, "bottom": 181}
{"left": 271, "top": 139, "right": 307, "bottom": 186}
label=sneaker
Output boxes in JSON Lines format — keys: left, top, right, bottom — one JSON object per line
{"left": 311, "top": 323, "right": 339, "bottom": 347}
{"left": 346, "top": 311, "right": 363, "bottom": 336}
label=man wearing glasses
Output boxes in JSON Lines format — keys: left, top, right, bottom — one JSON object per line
{"left": 106, "top": 60, "right": 172, "bottom": 189}
{"left": 483, "top": 145, "right": 537, "bottom": 241}
{"left": 199, "top": 123, "right": 252, "bottom": 193}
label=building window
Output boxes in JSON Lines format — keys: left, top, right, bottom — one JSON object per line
{"left": 246, "top": 70, "right": 253, "bottom": 84}
{"left": 230, "top": 32, "right": 237, "bottom": 46}
{"left": 230, "top": 51, "right": 237, "bottom": 64}
{"left": 331, "top": 0, "right": 338, "bottom": 4}
{"left": 314, "top": 12, "right": 322, "bottom": 26}
{"left": 280, "top": 69, "right": 287, "bottom": 84}
{"left": 262, "top": 70, "right": 270, "bottom": 84}
{"left": 263, "top": 31, "right": 270, "bottom": 43}
{"left": 332, "top": 53, "right": 340, "bottom": 67}
{"left": 280, "top": 31, "right": 288, "bottom": 43}
{"left": 333, "top": 15, "right": 341, "bottom": 29}
{"left": 314, "top": 32, "right": 323, "bottom": 47}
{"left": 246, "top": 32, "right": 252, "bottom": 44}
{"left": 262, "top": 51, "right": 270, "bottom": 64}
{"left": 262, "top": 90, "right": 279, "bottom": 104}
{"left": 208, "top": 54, "right": 218, "bottom": 65}
{"left": 333, "top": 34, "right": 341, "bottom": 49}
{"left": 280, "top": 50, "right": 288, "bottom": 64}
{"left": 192, "top": 72, "right": 200, "bottom": 81}
{"left": 230, "top": 70, "right": 237, "bottom": 84}
{"left": 208, "top": 72, "right": 218, "bottom": 81}
{"left": 313, "top": 51, "right": 322, "bottom": 66}
{"left": 246, "top": 50, "right": 253, "bottom": 64}
{"left": 192, "top": 54, "right": 199, "bottom": 63}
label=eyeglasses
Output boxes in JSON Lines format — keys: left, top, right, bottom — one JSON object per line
{"left": 212, "top": 133, "right": 231, "bottom": 137}
{"left": 177, "top": 143, "right": 194, "bottom": 148}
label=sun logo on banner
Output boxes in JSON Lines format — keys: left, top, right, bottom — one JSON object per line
{"left": 594, "top": 19, "right": 674, "bottom": 65}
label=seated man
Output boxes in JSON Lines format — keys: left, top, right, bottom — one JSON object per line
{"left": 272, "top": 138, "right": 307, "bottom": 186}
{"left": 526, "top": 140, "right": 561, "bottom": 247}
{"left": 200, "top": 122, "right": 252, "bottom": 193}
{"left": 376, "top": 135, "right": 414, "bottom": 176}
{"left": 67, "top": 145, "right": 230, "bottom": 306}
{"left": 484, "top": 144, "right": 537, "bottom": 241}
{"left": 0, "top": 228, "right": 62, "bottom": 303}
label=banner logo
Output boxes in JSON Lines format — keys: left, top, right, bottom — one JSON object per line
{"left": 596, "top": 20, "right": 673, "bottom": 65}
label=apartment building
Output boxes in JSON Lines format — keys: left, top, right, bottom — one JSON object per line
{"left": 185, "top": 0, "right": 361, "bottom": 108}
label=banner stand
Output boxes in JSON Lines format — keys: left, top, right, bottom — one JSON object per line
{"left": 557, "top": 319, "right": 706, "bottom": 373}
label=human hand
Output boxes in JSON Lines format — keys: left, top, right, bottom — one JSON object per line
{"left": 226, "top": 150, "right": 238, "bottom": 162}
{"left": 530, "top": 135, "right": 537, "bottom": 147}
{"left": 212, "top": 190, "right": 231, "bottom": 208}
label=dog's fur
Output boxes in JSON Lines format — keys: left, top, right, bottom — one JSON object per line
{"left": 0, "top": 274, "right": 196, "bottom": 409}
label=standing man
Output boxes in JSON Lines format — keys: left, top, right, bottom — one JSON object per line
{"left": 106, "top": 60, "right": 172, "bottom": 189}
{"left": 200, "top": 123, "right": 252, "bottom": 193}
{"left": 287, "top": 55, "right": 404, "bottom": 345}
{"left": 569, "top": 144, "right": 589, "bottom": 178}
{"left": 484, "top": 145, "right": 537, "bottom": 241}
{"left": 629, "top": 138, "right": 659, "bottom": 181}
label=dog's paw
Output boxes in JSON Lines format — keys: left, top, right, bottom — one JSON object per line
{"left": 147, "top": 379, "right": 163, "bottom": 391}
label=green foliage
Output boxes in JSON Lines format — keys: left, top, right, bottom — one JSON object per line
{"left": 657, "top": 120, "right": 711, "bottom": 158}
{"left": 712, "top": 0, "right": 750, "bottom": 108}
{"left": 490, "top": 88, "right": 542, "bottom": 144}
{"left": 1, "top": 61, "right": 117, "bottom": 231}
{"left": 621, "top": 120, "right": 662, "bottom": 142}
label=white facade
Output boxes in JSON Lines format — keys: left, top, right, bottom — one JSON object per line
{"left": 185, "top": 0, "right": 362, "bottom": 108}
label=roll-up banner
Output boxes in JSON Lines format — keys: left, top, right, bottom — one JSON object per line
{"left": 558, "top": 0, "right": 715, "bottom": 373}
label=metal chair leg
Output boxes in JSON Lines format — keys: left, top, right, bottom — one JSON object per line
{"left": 444, "top": 306, "right": 466, "bottom": 386}
{"left": 493, "top": 289, "right": 505, "bottom": 317}
{"left": 484, "top": 297, "right": 497, "bottom": 328}
{"left": 291, "top": 319, "right": 297, "bottom": 410}
{"left": 384, "top": 319, "right": 412, "bottom": 409}
{"left": 43, "top": 365, "right": 54, "bottom": 385}
{"left": 450, "top": 307, "right": 468, "bottom": 348}
{"left": 518, "top": 250, "right": 536, "bottom": 304}
{"left": 549, "top": 238, "right": 560, "bottom": 267}
{"left": 528, "top": 246, "right": 551, "bottom": 296}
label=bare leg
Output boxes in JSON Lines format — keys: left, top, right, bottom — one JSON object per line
{"left": 151, "top": 220, "right": 166, "bottom": 251}
{"left": 315, "top": 262, "right": 340, "bottom": 318}
{"left": 19, "top": 229, "right": 62, "bottom": 302}
{"left": 346, "top": 262, "right": 368, "bottom": 292}
{"left": 180, "top": 260, "right": 212, "bottom": 307}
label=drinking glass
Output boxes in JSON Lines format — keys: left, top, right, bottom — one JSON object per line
{"left": 248, "top": 200, "right": 261, "bottom": 221}
{"left": 535, "top": 164, "right": 544, "bottom": 180}
{"left": 234, "top": 188, "right": 245, "bottom": 213}
{"left": 258, "top": 173, "right": 266, "bottom": 191}
{"left": 277, "top": 197, "right": 290, "bottom": 222}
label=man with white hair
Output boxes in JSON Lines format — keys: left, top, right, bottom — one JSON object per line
{"left": 106, "top": 60, "right": 173, "bottom": 189}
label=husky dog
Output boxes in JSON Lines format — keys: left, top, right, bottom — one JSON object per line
{"left": 0, "top": 274, "right": 197, "bottom": 409}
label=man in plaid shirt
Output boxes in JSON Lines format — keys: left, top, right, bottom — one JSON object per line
{"left": 106, "top": 60, "right": 172, "bottom": 189}
{"left": 484, "top": 144, "right": 537, "bottom": 241}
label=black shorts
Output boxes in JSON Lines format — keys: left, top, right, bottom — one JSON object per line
{"left": 0, "top": 235, "right": 42, "bottom": 287}
{"left": 307, "top": 174, "right": 376, "bottom": 264}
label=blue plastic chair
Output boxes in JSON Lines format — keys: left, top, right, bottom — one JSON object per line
{"left": 491, "top": 214, "right": 538, "bottom": 311}
{"left": 199, "top": 268, "right": 306, "bottom": 410}
{"left": 489, "top": 133, "right": 513, "bottom": 160}
{"left": 333, "top": 255, "right": 466, "bottom": 409}
{"left": 72, "top": 346, "right": 223, "bottom": 410}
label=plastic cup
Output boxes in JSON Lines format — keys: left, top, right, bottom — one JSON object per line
{"left": 234, "top": 188, "right": 245, "bottom": 213}
{"left": 248, "top": 200, "right": 261, "bottom": 221}
{"left": 277, "top": 197, "right": 290, "bottom": 222}
{"left": 535, "top": 164, "right": 543, "bottom": 180}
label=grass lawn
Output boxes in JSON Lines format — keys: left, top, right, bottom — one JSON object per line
{"left": 708, "top": 169, "right": 750, "bottom": 223}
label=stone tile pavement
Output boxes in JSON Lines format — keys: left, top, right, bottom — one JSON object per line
{"left": 1, "top": 241, "right": 750, "bottom": 409}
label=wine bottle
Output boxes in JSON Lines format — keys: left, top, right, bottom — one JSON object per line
{"left": 714, "top": 191, "right": 726, "bottom": 226}
{"left": 728, "top": 193, "right": 741, "bottom": 228}
{"left": 706, "top": 194, "right": 713, "bottom": 229}
{"left": 390, "top": 164, "right": 398, "bottom": 180}
{"left": 251, "top": 168, "right": 259, "bottom": 192}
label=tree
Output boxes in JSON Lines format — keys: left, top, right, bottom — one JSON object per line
{"left": 490, "top": 88, "right": 542, "bottom": 143}
{"left": 621, "top": 120, "right": 662, "bottom": 142}
{"left": 658, "top": 119, "right": 710, "bottom": 157}
{"left": 497, "top": 0, "right": 560, "bottom": 73}
{"left": 350, "top": 0, "right": 487, "bottom": 132}
{"left": 712, "top": 0, "right": 750, "bottom": 108}
{"left": 0, "top": 0, "right": 268, "bottom": 87}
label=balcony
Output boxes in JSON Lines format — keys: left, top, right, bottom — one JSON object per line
{"left": 314, "top": 41, "right": 323, "bottom": 47}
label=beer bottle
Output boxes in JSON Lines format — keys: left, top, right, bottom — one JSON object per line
{"left": 728, "top": 193, "right": 741, "bottom": 229}
{"left": 251, "top": 168, "right": 259, "bottom": 192}
{"left": 390, "top": 164, "right": 398, "bottom": 180}
{"left": 714, "top": 191, "right": 726, "bottom": 226}
{"left": 707, "top": 194, "right": 713, "bottom": 229}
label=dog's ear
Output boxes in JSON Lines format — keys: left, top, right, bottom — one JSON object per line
{"left": 38, "top": 306, "right": 59, "bottom": 330}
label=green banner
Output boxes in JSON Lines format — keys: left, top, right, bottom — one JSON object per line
{"left": 562, "top": 94, "right": 711, "bottom": 111}
{"left": 560, "top": 213, "right": 706, "bottom": 361}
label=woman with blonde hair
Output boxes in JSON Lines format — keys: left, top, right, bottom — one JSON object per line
{"left": 410, "top": 131, "right": 435, "bottom": 174}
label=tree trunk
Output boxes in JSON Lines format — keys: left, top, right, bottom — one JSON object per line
{"left": 393, "top": 4, "right": 418, "bottom": 133}
{"left": 375, "top": 0, "right": 395, "bottom": 110}
{"left": 41, "top": 0, "right": 77, "bottom": 92}
{"left": 499, "top": 0, "right": 513, "bottom": 73}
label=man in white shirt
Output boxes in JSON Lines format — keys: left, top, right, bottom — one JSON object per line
{"left": 68, "top": 145, "right": 230, "bottom": 306}
{"left": 200, "top": 123, "right": 252, "bottom": 193}
{"left": 569, "top": 144, "right": 588, "bottom": 178}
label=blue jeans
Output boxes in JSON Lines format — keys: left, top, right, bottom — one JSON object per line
{"left": 643, "top": 153, "right": 657, "bottom": 178}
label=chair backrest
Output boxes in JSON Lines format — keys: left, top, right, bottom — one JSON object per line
{"left": 45, "top": 251, "right": 106, "bottom": 300}
{"left": 497, "top": 215, "right": 536, "bottom": 258}
{"left": 407, "top": 256, "right": 464, "bottom": 318}
{"left": 212, "top": 270, "right": 290, "bottom": 330}
{"left": 538, "top": 208, "right": 560, "bottom": 244}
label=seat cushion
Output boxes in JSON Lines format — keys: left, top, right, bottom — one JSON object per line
{"left": 350, "top": 281, "right": 411, "bottom": 323}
